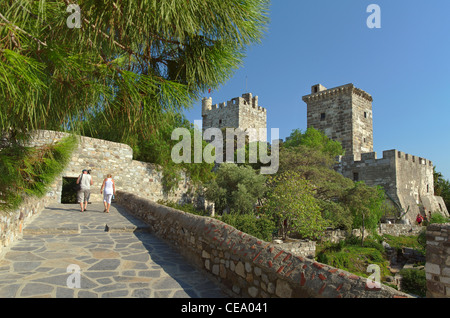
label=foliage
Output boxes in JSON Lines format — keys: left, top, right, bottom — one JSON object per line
{"left": 218, "top": 213, "right": 276, "bottom": 242}
{"left": 157, "top": 199, "right": 207, "bottom": 217}
{"left": 262, "top": 171, "right": 328, "bottom": 240}
{"left": 0, "top": 135, "right": 77, "bottom": 211}
{"left": 342, "top": 182, "right": 386, "bottom": 245}
{"left": 399, "top": 268, "right": 426, "bottom": 297}
{"left": 429, "top": 212, "right": 450, "bottom": 224}
{"left": 283, "top": 128, "right": 344, "bottom": 157}
{"left": 87, "top": 112, "right": 215, "bottom": 193}
{"left": 1, "top": 0, "right": 269, "bottom": 205}
{"left": 1, "top": 0, "right": 270, "bottom": 141}
{"left": 316, "top": 237, "right": 390, "bottom": 280}
{"left": 382, "top": 234, "right": 425, "bottom": 255}
{"left": 433, "top": 167, "right": 450, "bottom": 210}
{"left": 204, "top": 163, "right": 266, "bottom": 215}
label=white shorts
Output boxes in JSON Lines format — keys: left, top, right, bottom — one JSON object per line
{"left": 103, "top": 193, "right": 113, "bottom": 204}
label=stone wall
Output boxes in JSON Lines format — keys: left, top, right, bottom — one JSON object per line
{"left": 202, "top": 93, "right": 267, "bottom": 142}
{"left": 303, "top": 83, "right": 373, "bottom": 160}
{"left": 426, "top": 223, "right": 450, "bottom": 298}
{"left": 26, "top": 130, "right": 191, "bottom": 204}
{"left": 115, "top": 191, "right": 411, "bottom": 298}
{"left": 0, "top": 194, "right": 55, "bottom": 255}
{"left": 336, "top": 149, "right": 449, "bottom": 224}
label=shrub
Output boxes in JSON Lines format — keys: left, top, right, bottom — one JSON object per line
{"left": 399, "top": 268, "right": 426, "bottom": 297}
{"left": 218, "top": 213, "right": 276, "bottom": 242}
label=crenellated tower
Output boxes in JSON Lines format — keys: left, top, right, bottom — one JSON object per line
{"left": 302, "top": 83, "right": 373, "bottom": 160}
{"left": 202, "top": 93, "right": 267, "bottom": 142}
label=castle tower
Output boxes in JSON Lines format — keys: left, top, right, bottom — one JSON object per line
{"left": 302, "top": 83, "right": 374, "bottom": 159}
{"left": 201, "top": 93, "right": 267, "bottom": 142}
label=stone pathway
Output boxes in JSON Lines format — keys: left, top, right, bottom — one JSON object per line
{"left": 0, "top": 203, "right": 227, "bottom": 298}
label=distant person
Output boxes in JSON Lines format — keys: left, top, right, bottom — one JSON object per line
{"left": 416, "top": 213, "right": 423, "bottom": 226}
{"left": 77, "top": 169, "right": 93, "bottom": 212}
{"left": 100, "top": 174, "right": 116, "bottom": 213}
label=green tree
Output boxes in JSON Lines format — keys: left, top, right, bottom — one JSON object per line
{"left": 434, "top": 167, "right": 450, "bottom": 210}
{"left": 284, "top": 128, "right": 344, "bottom": 157}
{"left": 343, "top": 182, "right": 386, "bottom": 246}
{"left": 204, "top": 163, "right": 266, "bottom": 215}
{"left": 263, "top": 171, "right": 328, "bottom": 240}
{"left": 1, "top": 0, "right": 270, "bottom": 205}
{"left": 277, "top": 146, "right": 354, "bottom": 231}
{"left": 1, "top": 0, "right": 270, "bottom": 141}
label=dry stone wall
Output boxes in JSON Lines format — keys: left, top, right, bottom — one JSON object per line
{"left": 26, "top": 130, "right": 190, "bottom": 204}
{"left": 426, "top": 223, "right": 450, "bottom": 298}
{"left": 116, "top": 191, "right": 411, "bottom": 298}
{"left": 0, "top": 194, "right": 55, "bottom": 255}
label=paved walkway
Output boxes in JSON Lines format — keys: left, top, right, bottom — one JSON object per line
{"left": 0, "top": 203, "right": 227, "bottom": 298}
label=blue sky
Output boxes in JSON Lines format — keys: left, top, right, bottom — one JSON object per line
{"left": 183, "top": 0, "right": 450, "bottom": 179}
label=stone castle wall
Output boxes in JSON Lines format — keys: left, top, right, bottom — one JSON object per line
{"left": 116, "top": 191, "right": 411, "bottom": 298}
{"left": 26, "top": 130, "right": 191, "bottom": 204}
{"left": 336, "top": 149, "right": 448, "bottom": 224}
{"left": 426, "top": 223, "right": 450, "bottom": 298}
{"left": 202, "top": 93, "right": 267, "bottom": 142}
{"left": 303, "top": 83, "right": 373, "bottom": 159}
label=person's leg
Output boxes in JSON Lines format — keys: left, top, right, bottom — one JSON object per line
{"left": 77, "top": 191, "right": 84, "bottom": 212}
{"left": 106, "top": 194, "right": 112, "bottom": 212}
{"left": 84, "top": 190, "right": 90, "bottom": 211}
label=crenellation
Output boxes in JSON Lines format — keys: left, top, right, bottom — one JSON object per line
{"left": 304, "top": 82, "right": 448, "bottom": 224}
{"left": 202, "top": 93, "right": 267, "bottom": 142}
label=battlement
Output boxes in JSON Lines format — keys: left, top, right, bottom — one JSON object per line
{"left": 302, "top": 83, "right": 373, "bottom": 103}
{"left": 202, "top": 93, "right": 266, "bottom": 117}
{"left": 338, "top": 149, "right": 433, "bottom": 168}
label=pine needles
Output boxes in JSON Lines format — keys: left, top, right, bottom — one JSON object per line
{"left": 0, "top": 135, "right": 77, "bottom": 212}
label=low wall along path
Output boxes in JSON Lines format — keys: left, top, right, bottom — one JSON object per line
{"left": 116, "top": 192, "right": 411, "bottom": 298}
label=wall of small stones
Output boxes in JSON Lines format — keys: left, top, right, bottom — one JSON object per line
{"left": 115, "top": 191, "right": 411, "bottom": 298}
{"left": 426, "top": 223, "right": 450, "bottom": 298}
{"left": 0, "top": 194, "right": 55, "bottom": 255}
{"left": 26, "top": 130, "right": 191, "bottom": 204}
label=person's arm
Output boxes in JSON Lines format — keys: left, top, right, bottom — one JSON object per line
{"left": 100, "top": 179, "right": 105, "bottom": 193}
{"left": 76, "top": 175, "right": 80, "bottom": 184}
{"left": 90, "top": 175, "right": 93, "bottom": 186}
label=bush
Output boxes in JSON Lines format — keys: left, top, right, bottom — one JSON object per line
{"left": 399, "top": 268, "right": 426, "bottom": 297}
{"left": 0, "top": 135, "right": 77, "bottom": 212}
{"left": 157, "top": 200, "right": 207, "bottom": 216}
{"left": 218, "top": 213, "right": 276, "bottom": 242}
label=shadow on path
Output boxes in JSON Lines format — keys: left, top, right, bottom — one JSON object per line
{"left": 0, "top": 202, "right": 227, "bottom": 298}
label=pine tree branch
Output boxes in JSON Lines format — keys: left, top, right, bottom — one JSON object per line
{"left": 0, "top": 12, "right": 47, "bottom": 48}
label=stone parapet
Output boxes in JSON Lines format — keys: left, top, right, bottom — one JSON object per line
{"left": 116, "top": 191, "right": 411, "bottom": 298}
{"left": 426, "top": 223, "right": 450, "bottom": 298}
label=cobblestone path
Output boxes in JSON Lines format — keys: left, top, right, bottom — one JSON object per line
{"left": 0, "top": 203, "right": 227, "bottom": 298}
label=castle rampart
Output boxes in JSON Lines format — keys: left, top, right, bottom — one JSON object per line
{"left": 337, "top": 149, "right": 448, "bottom": 224}
{"left": 202, "top": 93, "right": 267, "bottom": 142}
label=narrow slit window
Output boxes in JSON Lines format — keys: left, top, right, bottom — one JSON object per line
{"left": 320, "top": 113, "right": 326, "bottom": 121}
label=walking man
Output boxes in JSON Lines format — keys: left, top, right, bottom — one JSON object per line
{"left": 76, "top": 169, "right": 93, "bottom": 212}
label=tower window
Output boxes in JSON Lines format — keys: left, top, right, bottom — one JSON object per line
{"left": 353, "top": 172, "right": 359, "bottom": 181}
{"left": 364, "top": 112, "right": 367, "bottom": 118}
{"left": 320, "top": 113, "right": 326, "bottom": 121}
{"left": 219, "top": 120, "right": 222, "bottom": 125}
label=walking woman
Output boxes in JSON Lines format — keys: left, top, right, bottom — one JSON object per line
{"left": 100, "top": 174, "right": 116, "bottom": 213}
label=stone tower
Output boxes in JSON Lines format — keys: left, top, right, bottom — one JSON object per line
{"left": 202, "top": 93, "right": 267, "bottom": 142}
{"left": 301, "top": 83, "right": 449, "bottom": 224}
{"left": 302, "top": 83, "right": 373, "bottom": 159}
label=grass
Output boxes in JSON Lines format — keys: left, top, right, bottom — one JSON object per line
{"left": 316, "top": 237, "right": 391, "bottom": 280}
